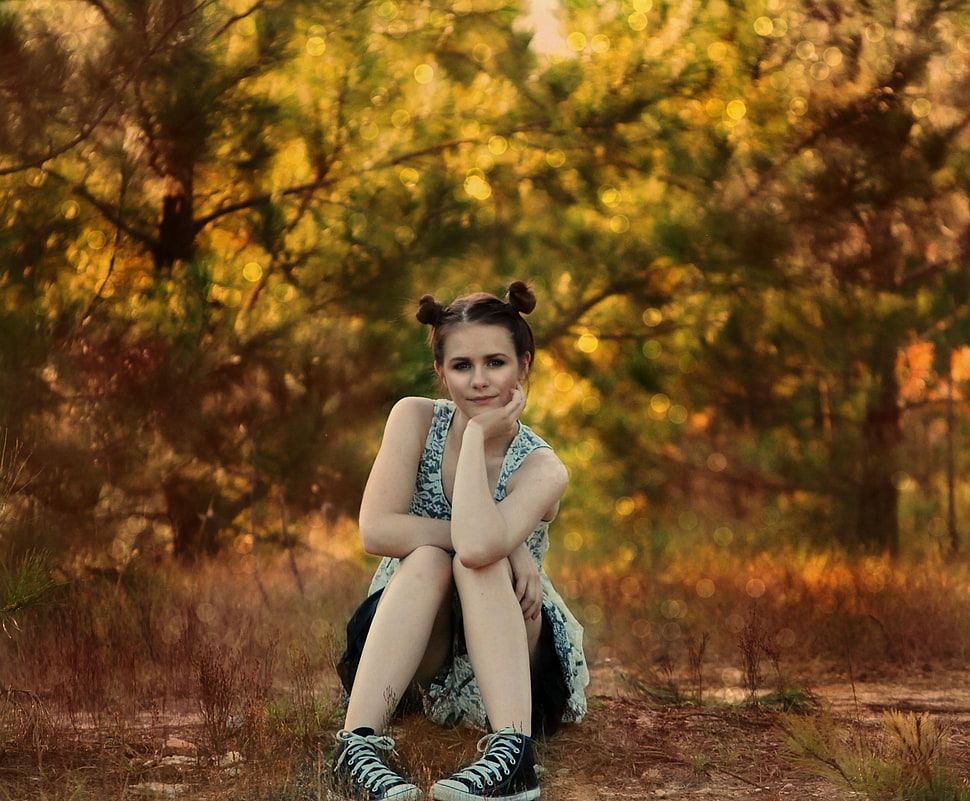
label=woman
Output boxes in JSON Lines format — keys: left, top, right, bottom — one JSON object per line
{"left": 333, "top": 281, "right": 588, "bottom": 801}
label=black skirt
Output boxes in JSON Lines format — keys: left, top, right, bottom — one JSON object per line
{"left": 337, "top": 588, "right": 570, "bottom": 737}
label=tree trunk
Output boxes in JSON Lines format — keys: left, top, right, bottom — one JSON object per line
{"left": 856, "top": 351, "right": 901, "bottom": 553}
{"left": 155, "top": 174, "right": 195, "bottom": 270}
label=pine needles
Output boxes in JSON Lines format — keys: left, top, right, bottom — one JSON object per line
{"left": 782, "top": 709, "right": 970, "bottom": 801}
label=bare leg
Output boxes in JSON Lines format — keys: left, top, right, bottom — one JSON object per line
{"left": 453, "top": 558, "right": 542, "bottom": 736}
{"left": 344, "top": 545, "right": 454, "bottom": 733}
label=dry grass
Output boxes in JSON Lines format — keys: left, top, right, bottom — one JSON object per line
{"left": 2, "top": 542, "right": 970, "bottom": 799}
{"left": 561, "top": 547, "right": 970, "bottom": 699}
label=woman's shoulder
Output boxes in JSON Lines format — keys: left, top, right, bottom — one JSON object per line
{"left": 389, "top": 395, "right": 436, "bottom": 415}
{"left": 523, "top": 444, "right": 568, "bottom": 481}
{"left": 383, "top": 396, "right": 436, "bottom": 438}
{"left": 511, "top": 427, "right": 568, "bottom": 482}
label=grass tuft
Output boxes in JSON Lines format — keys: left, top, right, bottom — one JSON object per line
{"left": 782, "top": 709, "right": 970, "bottom": 801}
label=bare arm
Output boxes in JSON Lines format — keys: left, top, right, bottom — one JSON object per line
{"left": 451, "top": 390, "right": 568, "bottom": 568}
{"left": 358, "top": 397, "right": 453, "bottom": 557}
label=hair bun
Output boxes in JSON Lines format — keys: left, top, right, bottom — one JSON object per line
{"left": 505, "top": 280, "right": 536, "bottom": 315}
{"left": 416, "top": 294, "right": 445, "bottom": 326}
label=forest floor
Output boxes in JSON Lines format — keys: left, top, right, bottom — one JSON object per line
{"left": 7, "top": 660, "right": 970, "bottom": 800}
{"left": 392, "top": 665, "right": 970, "bottom": 801}
{"left": 8, "top": 546, "right": 970, "bottom": 801}
{"left": 552, "top": 671, "right": 970, "bottom": 799}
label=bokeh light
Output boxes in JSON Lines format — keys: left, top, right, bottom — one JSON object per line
{"left": 242, "top": 262, "right": 263, "bottom": 282}
{"left": 463, "top": 170, "right": 492, "bottom": 200}
{"left": 488, "top": 135, "right": 508, "bottom": 155}
{"left": 627, "top": 12, "right": 648, "bottom": 31}
{"left": 563, "top": 531, "right": 584, "bottom": 551}
{"left": 707, "top": 452, "right": 727, "bottom": 472}
{"left": 554, "top": 371, "right": 575, "bottom": 392}
{"left": 609, "top": 215, "right": 630, "bottom": 233}
{"left": 576, "top": 331, "right": 599, "bottom": 353}
{"left": 599, "top": 185, "right": 621, "bottom": 206}
{"left": 567, "top": 32, "right": 587, "bottom": 51}
{"left": 305, "top": 36, "right": 326, "bottom": 56}
{"left": 546, "top": 148, "right": 566, "bottom": 168}
{"left": 614, "top": 496, "right": 636, "bottom": 516}
{"left": 413, "top": 64, "right": 434, "bottom": 84}
{"left": 713, "top": 525, "right": 734, "bottom": 546}
{"left": 398, "top": 166, "right": 420, "bottom": 187}
{"left": 726, "top": 99, "right": 747, "bottom": 121}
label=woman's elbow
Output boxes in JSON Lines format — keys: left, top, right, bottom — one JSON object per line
{"left": 455, "top": 544, "right": 505, "bottom": 569}
{"left": 358, "top": 514, "right": 387, "bottom": 555}
{"left": 359, "top": 533, "right": 382, "bottom": 556}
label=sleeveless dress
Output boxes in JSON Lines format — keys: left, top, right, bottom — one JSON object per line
{"left": 338, "top": 399, "right": 589, "bottom": 733}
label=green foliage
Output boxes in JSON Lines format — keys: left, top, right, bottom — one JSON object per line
{"left": 0, "top": 0, "right": 968, "bottom": 564}
{"left": 0, "top": 550, "right": 63, "bottom": 637}
{"left": 783, "top": 710, "right": 970, "bottom": 801}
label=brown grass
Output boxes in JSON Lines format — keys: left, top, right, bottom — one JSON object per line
{"left": 2, "top": 542, "right": 970, "bottom": 799}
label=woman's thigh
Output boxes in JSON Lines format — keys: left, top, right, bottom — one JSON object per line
{"left": 413, "top": 591, "right": 454, "bottom": 687}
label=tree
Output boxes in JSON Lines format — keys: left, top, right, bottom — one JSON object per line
{"left": 471, "top": 0, "right": 970, "bottom": 557}
{"left": 700, "top": 0, "right": 970, "bottom": 551}
{"left": 1, "top": 0, "right": 967, "bottom": 564}
{"left": 0, "top": 0, "right": 544, "bottom": 558}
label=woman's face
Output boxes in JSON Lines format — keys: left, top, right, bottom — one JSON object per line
{"left": 436, "top": 323, "right": 530, "bottom": 418}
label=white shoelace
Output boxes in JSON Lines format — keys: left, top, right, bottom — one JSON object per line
{"left": 336, "top": 730, "right": 412, "bottom": 793}
{"left": 447, "top": 730, "right": 522, "bottom": 789}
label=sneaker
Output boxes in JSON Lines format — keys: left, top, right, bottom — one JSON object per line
{"left": 332, "top": 727, "right": 424, "bottom": 801}
{"left": 430, "top": 728, "right": 539, "bottom": 801}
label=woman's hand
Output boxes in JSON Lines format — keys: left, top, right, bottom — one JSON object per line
{"left": 508, "top": 542, "right": 542, "bottom": 620}
{"left": 467, "top": 385, "right": 526, "bottom": 442}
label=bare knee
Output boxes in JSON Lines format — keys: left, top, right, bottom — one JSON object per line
{"left": 452, "top": 557, "right": 513, "bottom": 591}
{"left": 396, "top": 545, "right": 455, "bottom": 593}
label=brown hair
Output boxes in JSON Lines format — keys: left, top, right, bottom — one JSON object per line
{"left": 416, "top": 280, "right": 537, "bottom": 368}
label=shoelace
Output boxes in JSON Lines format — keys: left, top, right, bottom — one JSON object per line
{"left": 448, "top": 731, "right": 522, "bottom": 789}
{"left": 336, "top": 731, "right": 411, "bottom": 793}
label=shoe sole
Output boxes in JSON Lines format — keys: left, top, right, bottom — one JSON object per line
{"left": 328, "top": 786, "right": 425, "bottom": 801}
{"left": 430, "top": 784, "right": 539, "bottom": 801}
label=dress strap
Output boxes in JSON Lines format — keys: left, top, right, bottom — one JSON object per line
{"left": 495, "top": 423, "right": 551, "bottom": 499}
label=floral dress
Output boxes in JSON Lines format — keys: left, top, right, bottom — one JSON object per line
{"left": 344, "top": 399, "right": 589, "bottom": 732}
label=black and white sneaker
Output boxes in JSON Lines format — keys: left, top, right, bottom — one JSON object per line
{"left": 430, "top": 728, "right": 539, "bottom": 801}
{"left": 332, "top": 728, "right": 424, "bottom": 801}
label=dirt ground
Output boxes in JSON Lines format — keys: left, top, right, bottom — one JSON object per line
{"left": 12, "top": 665, "right": 970, "bottom": 800}
{"left": 508, "top": 667, "right": 970, "bottom": 801}
{"left": 384, "top": 665, "right": 970, "bottom": 801}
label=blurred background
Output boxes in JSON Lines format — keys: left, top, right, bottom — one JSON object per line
{"left": 3, "top": 4, "right": 970, "bottom": 796}
{"left": 2, "top": 0, "right": 968, "bottom": 571}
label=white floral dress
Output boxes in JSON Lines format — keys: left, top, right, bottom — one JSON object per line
{"left": 362, "top": 399, "right": 589, "bottom": 731}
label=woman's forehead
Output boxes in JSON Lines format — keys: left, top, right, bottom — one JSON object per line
{"left": 441, "top": 323, "right": 515, "bottom": 356}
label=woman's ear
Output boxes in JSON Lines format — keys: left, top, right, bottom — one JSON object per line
{"left": 519, "top": 353, "right": 532, "bottom": 381}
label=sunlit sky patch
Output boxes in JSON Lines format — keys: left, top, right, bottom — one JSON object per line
{"left": 519, "top": 0, "right": 568, "bottom": 55}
